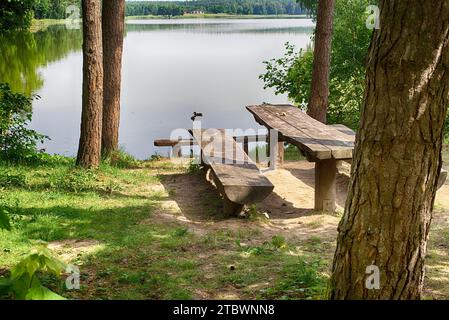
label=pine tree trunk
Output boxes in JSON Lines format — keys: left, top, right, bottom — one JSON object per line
{"left": 307, "top": 0, "right": 335, "bottom": 123}
{"left": 101, "top": 0, "right": 125, "bottom": 158}
{"left": 76, "top": 0, "right": 103, "bottom": 168}
{"left": 329, "top": 1, "right": 449, "bottom": 300}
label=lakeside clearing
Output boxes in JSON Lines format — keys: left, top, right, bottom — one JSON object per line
{"left": 1, "top": 145, "right": 448, "bottom": 299}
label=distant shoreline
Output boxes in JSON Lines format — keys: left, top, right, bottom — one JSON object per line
{"left": 31, "top": 14, "right": 310, "bottom": 32}
{"left": 126, "top": 13, "right": 310, "bottom": 20}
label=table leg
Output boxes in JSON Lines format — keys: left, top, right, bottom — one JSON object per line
{"left": 315, "top": 159, "right": 337, "bottom": 212}
{"left": 277, "top": 141, "right": 284, "bottom": 168}
{"left": 268, "top": 130, "right": 281, "bottom": 170}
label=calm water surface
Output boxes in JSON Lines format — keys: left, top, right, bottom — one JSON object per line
{"left": 1, "top": 18, "right": 314, "bottom": 158}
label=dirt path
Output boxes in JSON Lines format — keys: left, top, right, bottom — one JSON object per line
{"left": 153, "top": 160, "right": 449, "bottom": 299}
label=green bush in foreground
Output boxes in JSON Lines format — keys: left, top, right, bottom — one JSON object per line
{"left": 0, "top": 247, "right": 66, "bottom": 300}
{"left": 0, "top": 83, "right": 48, "bottom": 163}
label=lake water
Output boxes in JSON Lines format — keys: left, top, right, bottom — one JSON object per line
{"left": 1, "top": 18, "right": 314, "bottom": 159}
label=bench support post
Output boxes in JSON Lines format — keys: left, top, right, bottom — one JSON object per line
{"left": 268, "top": 130, "right": 282, "bottom": 170}
{"left": 314, "top": 159, "right": 337, "bottom": 212}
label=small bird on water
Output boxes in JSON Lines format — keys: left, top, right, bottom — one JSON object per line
{"left": 191, "top": 112, "right": 203, "bottom": 122}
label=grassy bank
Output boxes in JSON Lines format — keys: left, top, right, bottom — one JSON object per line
{"left": 0, "top": 156, "right": 326, "bottom": 300}
{"left": 30, "top": 19, "right": 71, "bottom": 32}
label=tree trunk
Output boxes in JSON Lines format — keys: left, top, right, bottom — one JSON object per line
{"left": 329, "top": 1, "right": 449, "bottom": 300}
{"left": 307, "top": 0, "right": 335, "bottom": 123}
{"left": 76, "top": 0, "right": 103, "bottom": 168}
{"left": 101, "top": 0, "right": 125, "bottom": 158}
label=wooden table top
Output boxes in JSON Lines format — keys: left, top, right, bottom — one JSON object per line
{"left": 247, "top": 104, "right": 355, "bottom": 161}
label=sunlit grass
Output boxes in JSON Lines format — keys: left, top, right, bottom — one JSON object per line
{"left": 0, "top": 156, "right": 327, "bottom": 300}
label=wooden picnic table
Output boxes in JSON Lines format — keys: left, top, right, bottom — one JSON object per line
{"left": 247, "top": 104, "right": 356, "bottom": 212}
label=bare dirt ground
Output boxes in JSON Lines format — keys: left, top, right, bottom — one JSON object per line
{"left": 155, "top": 160, "right": 449, "bottom": 299}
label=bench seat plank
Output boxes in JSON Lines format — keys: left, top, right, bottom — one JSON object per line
{"left": 190, "top": 129, "right": 274, "bottom": 212}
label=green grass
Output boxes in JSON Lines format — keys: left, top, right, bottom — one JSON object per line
{"left": 30, "top": 19, "right": 75, "bottom": 32}
{"left": 248, "top": 144, "right": 305, "bottom": 163}
{"left": 0, "top": 156, "right": 327, "bottom": 300}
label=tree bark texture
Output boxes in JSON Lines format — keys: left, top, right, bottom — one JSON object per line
{"left": 307, "top": 0, "right": 335, "bottom": 123}
{"left": 101, "top": 0, "right": 125, "bottom": 158}
{"left": 76, "top": 0, "right": 103, "bottom": 168}
{"left": 330, "top": 1, "right": 449, "bottom": 299}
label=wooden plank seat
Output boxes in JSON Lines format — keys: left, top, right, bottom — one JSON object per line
{"left": 190, "top": 128, "right": 274, "bottom": 216}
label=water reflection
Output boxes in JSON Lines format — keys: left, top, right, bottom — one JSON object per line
{"left": 0, "top": 26, "right": 82, "bottom": 95}
{"left": 3, "top": 19, "right": 313, "bottom": 159}
{"left": 126, "top": 18, "right": 315, "bottom": 34}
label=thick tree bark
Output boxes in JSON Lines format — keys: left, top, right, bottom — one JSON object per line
{"left": 330, "top": 1, "right": 449, "bottom": 299}
{"left": 76, "top": 0, "right": 103, "bottom": 168}
{"left": 307, "top": 0, "right": 335, "bottom": 123}
{"left": 101, "top": 0, "right": 125, "bottom": 158}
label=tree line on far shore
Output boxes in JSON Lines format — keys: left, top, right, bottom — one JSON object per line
{"left": 0, "top": 0, "right": 309, "bottom": 31}
{"left": 126, "top": 0, "right": 308, "bottom": 17}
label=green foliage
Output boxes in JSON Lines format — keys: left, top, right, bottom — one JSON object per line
{"left": 0, "top": 170, "right": 27, "bottom": 188}
{"left": 105, "top": 149, "right": 139, "bottom": 169}
{"left": 0, "top": 209, "right": 11, "bottom": 231}
{"left": 262, "top": 259, "right": 326, "bottom": 299}
{"left": 51, "top": 168, "right": 98, "bottom": 193}
{"left": 0, "top": 83, "right": 49, "bottom": 162}
{"left": 125, "top": 0, "right": 307, "bottom": 17}
{"left": 172, "top": 227, "right": 189, "bottom": 237}
{"left": 33, "top": 0, "right": 81, "bottom": 20}
{"left": 187, "top": 160, "right": 202, "bottom": 174}
{"left": 0, "top": 0, "right": 34, "bottom": 31}
{"left": 260, "top": 0, "right": 375, "bottom": 130}
{"left": 271, "top": 235, "right": 287, "bottom": 249}
{"left": 0, "top": 28, "right": 83, "bottom": 95}
{"left": 237, "top": 235, "right": 288, "bottom": 255}
{"left": 0, "top": 247, "right": 66, "bottom": 300}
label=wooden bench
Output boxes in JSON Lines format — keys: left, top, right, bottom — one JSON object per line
{"left": 189, "top": 129, "right": 274, "bottom": 216}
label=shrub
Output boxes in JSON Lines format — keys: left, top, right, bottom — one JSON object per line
{"left": 0, "top": 83, "right": 49, "bottom": 162}
{"left": 0, "top": 247, "right": 66, "bottom": 300}
{"left": 260, "top": 0, "right": 375, "bottom": 130}
{"left": 0, "top": 209, "right": 11, "bottom": 231}
{"left": 0, "top": 170, "right": 27, "bottom": 188}
{"left": 0, "top": 0, "right": 34, "bottom": 31}
{"left": 52, "top": 169, "right": 98, "bottom": 193}
{"left": 187, "top": 160, "right": 202, "bottom": 174}
{"left": 105, "top": 149, "right": 139, "bottom": 169}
